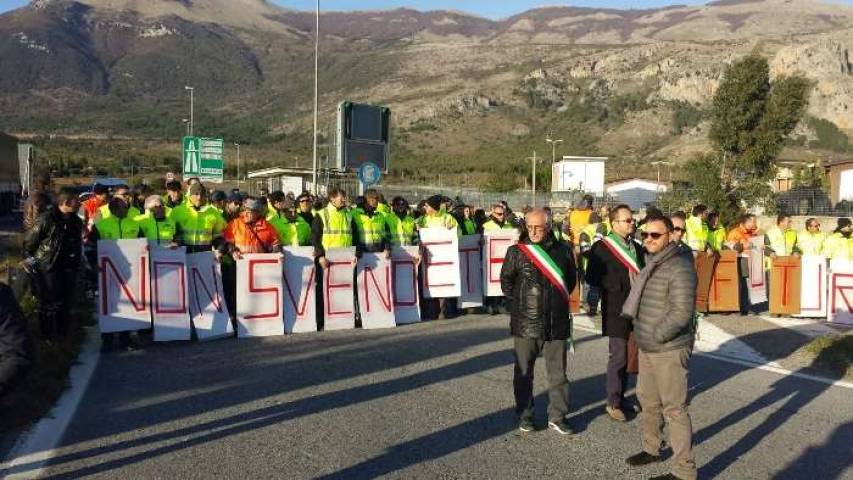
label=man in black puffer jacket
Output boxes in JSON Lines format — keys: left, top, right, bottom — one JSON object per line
{"left": 501, "top": 209, "right": 577, "bottom": 435}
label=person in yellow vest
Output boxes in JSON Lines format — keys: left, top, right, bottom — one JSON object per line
{"left": 764, "top": 214, "right": 800, "bottom": 259}
{"left": 454, "top": 204, "right": 478, "bottom": 236}
{"left": 209, "top": 190, "right": 227, "bottom": 215}
{"left": 170, "top": 183, "right": 226, "bottom": 255}
{"left": 707, "top": 211, "right": 727, "bottom": 252}
{"left": 482, "top": 203, "right": 517, "bottom": 233}
{"left": 267, "top": 191, "right": 288, "bottom": 223}
{"left": 569, "top": 195, "right": 595, "bottom": 247}
{"left": 135, "top": 195, "right": 177, "bottom": 247}
{"left": 386, "top": 196, "right": 418, "bottom": 246}
{"left": 89, "top": 196, "right": 141, "bottom": 352}
{"left": 824, "top": 218, "right": 853, "bottom": 261}
{"left": 296, "top": 191, "right": 315, "bottom": 226}
{"left": 417, "top": 195, "right": 459, "bottom": 234}
{"left": 353, "top": 189, "right": 391, "bottom": 257}
{"left": 94, "top": 185, "right": 141, "bottom": 223}
{"left": 163, "top": 180, "right": 184, "bottom": 209}
{"left": 269, "top": 199, "right": 311, "bottom": 247}
{"left": 797, "top": 218, "right": 827, "bottom": 256}
{"left": 685, "top": 204, "right": 711, "bottom": 256}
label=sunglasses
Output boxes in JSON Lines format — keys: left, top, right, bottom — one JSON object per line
{"left": 641, "top": 232, "right": 666, "bottom": 240}
{"left": 673, "top": 227, "right": 686, "bottom": 232}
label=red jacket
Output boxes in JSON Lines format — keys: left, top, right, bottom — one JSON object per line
{"left": 223, "top": 216, "right": 280, "bottom": 254}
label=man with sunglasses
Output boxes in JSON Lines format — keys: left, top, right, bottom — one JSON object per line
{"left": 797, "top": 218, "right": 826, "bottom": 256}
{"left": 296, "top": 192, "right": 315, "bottom": 225}
{"left": 623, "top": 213, "right": 697, "bottom": 480}
{"left": 586, "top": 204, "right": 645, "bottom": 422}
{"left": 669, "top": 212, "right": 691, "bottom": 253}
{"left": 94, "top": 185, "right": 141, "bottom": 222}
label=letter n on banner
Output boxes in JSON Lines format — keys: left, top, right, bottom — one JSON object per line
{"left": 710, "top": 250, "right": 740, "bottom": 312}
{"left": 324, "top": 247, "right": 356, "bottom": 331}
{"left": 187, "top": 252, "right": 233, "bottom": 340}
{"left": 98, "top": 239, "right": 151, "bottom": 333}
{"left": 392, "top": 246, "right": 420, "bottom": 325}
{"left": 769, "top": 256, "right": 801, "bottom": 315}
{"left": 419, "top": 228, "right": 461, "bottom": 298}
{"left": 797, "top": 256, "right": 827, "bottom": 318}
{"left": 828, "top": 259, "right": 853, "bottom": 325}
{"left": 747, "top": 237, "right": 767, "bottom": 305}
{"left": 150, "top": 246, "right": 191, "bottom": 341}
{"left": 484, "top": 231, "right": 519, "bottom": 297}
{"left": 283, "top": 247, "right": 317, "bottom": 334}
{"left": 237, "top": 254, "right": 284, "bottom": 337}
{"left": 358, "top": 252, "right": 396, "bottom": 329}
{"left": 459, "top": 234, "right": 483, "bottom": 308}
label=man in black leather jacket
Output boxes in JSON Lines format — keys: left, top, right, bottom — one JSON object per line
{"left": 501, "top": 208, "right": 577, "bottom": 435}
{"left": 22, "top": 187, "right": 83, "bottom": 342}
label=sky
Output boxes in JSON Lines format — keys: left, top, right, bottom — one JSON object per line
{"left": 0, "top": 0, "right": 850, "bottom": 19}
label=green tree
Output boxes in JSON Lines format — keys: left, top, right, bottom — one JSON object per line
{"left": 706, "top": 53, "right": 810, "bottom": 210}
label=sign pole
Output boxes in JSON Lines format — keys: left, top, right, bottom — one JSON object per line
{"left": 311, "top": 0, "right": 320, "bottom": 194}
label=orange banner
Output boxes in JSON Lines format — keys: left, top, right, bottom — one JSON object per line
{"left": 710, "top": 250, "right": 740, "bottom": 312}
{"left": 770, "top": 256, "right": 801, "bottom": 315}
{"left": 695, "top": 254, "right": 717, "bottom": 312}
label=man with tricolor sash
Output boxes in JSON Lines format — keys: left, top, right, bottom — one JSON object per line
{"left": 500, "top": 208, "right": 577, "bottom": 435}
{"left": 585, "top": 204, "right": 645, "bottom": 423}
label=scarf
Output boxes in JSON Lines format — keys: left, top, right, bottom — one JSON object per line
{"left": 621, "top": 242, "right": 682, "bottom": 321}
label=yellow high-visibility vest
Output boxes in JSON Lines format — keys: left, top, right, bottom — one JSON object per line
{"left": 319, "top": 204, "right": 353, "bottom": 249}
{"left": 797, "top": 230, "right": 827, "bottom": 256}
{"left": 94, "top": 215, "right": 140, "bottom": 240}
{"left": 386, "top": 214, "right": 417, "bottom": 246}
{"left": 685, "top": 216, "right": 709, "bottom": 252}
{"left": 824, "top": 233, "right": 853, "bottom": 261}
{"left": 170, "top": 203, "right": 225, "bottom": 247}
{"left": 135, "top": 212, "right": 176, "bottom": 245}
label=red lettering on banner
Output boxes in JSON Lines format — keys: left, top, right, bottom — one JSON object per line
{"left": 711, "top": 257, "right": 735, "bottom": 303}
{"left": 777, "top": 262, "right": 797, "bottom": 308}
{"left": 488, "top": 238, "right": 513, "bottom": 284}
{"left": 363, "top": 265, "right": 392, "bottom": 313}
{"left": 246, "top": 258, "right": 281, "bottom": 320}
{"left": 801, "top": 263, "right": 824, "bottom": 313}
{"left": 100, "top": 255, "right": 148, "bottom": 315}
{"left": 392, "top": 259, "right": 417, "bottom": 307}
{"left": 153, "top": 261, "right": 187, "bottom": 314}
{"left": 190, "top": 265, "right": 224, "bottom": 313}
{"left": 422, "top": 241, "right": 455, "bottom": 287}
{"left": 325, "top": 261, "right": 353, "bottom": 315}
{"left": 283, "top": 266, "right": 315, "bottom": 316}
{"left": 459, "top": 246, "right": 480, "bottom": 294}
{"left": 830, "top": 273, "right": 853, "bottom": 313}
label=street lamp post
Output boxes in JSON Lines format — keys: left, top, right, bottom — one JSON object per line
{"left": 650, "top": 161, "right": 673, "bottom": 192}
{"left": 545, "top": 137, "right": 563, "bottom": 164}
{"left": 182, "top": 119, "right": 190, "bottom": 136}
{"left": 234, "top": 143, "right": 241, "bottom": 185}
{"left": 184, "top": 86, "right": 194, "bottom": 136}
{"left": 311, "top": 0, "right": 320, "bottom": 194}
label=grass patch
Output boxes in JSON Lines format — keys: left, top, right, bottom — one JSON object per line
{"left": 801, "top": 334, "right": 853, "bottom": 379}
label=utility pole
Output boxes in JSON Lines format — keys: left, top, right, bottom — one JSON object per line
{"left": 311, "top": 0, "right": 320, "bottom": 194}
{"left": 528, "top": 151, "right": 538, "bottom": 207}
{"left": 234, "top": 143, "right": 241, "bottom": 185}
{"left": 545, "top": 137, "right": 563, "bottom": 164}
{"left": 184, "top": 86, "right": 194, "bottom": 136}
{"left": 650, "top": 161, "right": 672, "bottom": 193}
{"left": 182, "top": 119, "right": 190, "bottom": 137}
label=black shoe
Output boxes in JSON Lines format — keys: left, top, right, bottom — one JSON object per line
{"left": 547, "top": 419, "right": 575, "bottom": 435}
{"left": 518, "top": 418, "right": 535, "bottom": 432}
{"left": 648, "top": 474, "right": 684, "bottom": 480}
{"left": 626, "top": 451, "right": 663, "bottom": 466}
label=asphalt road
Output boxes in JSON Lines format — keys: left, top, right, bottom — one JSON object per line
{"left": 12, "top": 315, "right": 853, "bottom": 479}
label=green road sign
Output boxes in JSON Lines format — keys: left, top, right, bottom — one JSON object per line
{"left": 182, "top": 136, "right": 224, "bottom": 183}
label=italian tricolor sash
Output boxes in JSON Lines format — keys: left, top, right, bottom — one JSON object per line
{"left": 601, "top": 233, "right": 640, "bottom": 275}
{"left": 517, "top": 243, "right": 571, "bottom": 307}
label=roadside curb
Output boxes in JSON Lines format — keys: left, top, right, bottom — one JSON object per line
{"left": 1, "top": 327, "right": 101, "bottom": 479}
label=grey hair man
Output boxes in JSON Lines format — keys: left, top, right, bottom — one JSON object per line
{"left": 623, "top": 213, "right": 698, "bottom": 480}
{"left": 501, "top": 209, "right": 578, "bottom": 435}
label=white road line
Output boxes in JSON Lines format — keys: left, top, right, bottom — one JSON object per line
{"left": 1, "top": 327, "right": 102, "bottom": 479}
{"left": 573, "top": 324, "right": 853, "bottom": 390}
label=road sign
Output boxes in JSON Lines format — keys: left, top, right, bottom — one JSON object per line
{"left": 358, "top": 162, "right": 382, "bottom": 187}
{"left": 337, "top": 102, "right": 390, "bottom": 172}
{"left": 182, "top": 136, "right": 224, "bottom": 184}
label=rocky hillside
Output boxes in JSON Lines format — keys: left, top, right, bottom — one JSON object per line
{"left": 0, "top": 0, "right": 851, "bottom": 184}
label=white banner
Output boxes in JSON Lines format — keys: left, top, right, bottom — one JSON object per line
{"left": 283, "top": 247, "right": 317, "bottom": 334}
{"left": 828, "top": 259, "right": 853, "bottom": 325}
{"left": 323, "top": 247, "right": 357, "bottom": 331}
{"left": 391, "top": 246, "right": 421, "bottom": 325}
{"left": 357, "top": 253, "right": 396, "bottom": 330}
{"left": 236, "top": 253, "right": 284, "bottom": 337}
{"left": 419, "top": 228, "right": 461, "bottom": 298}
{"left": 484, "top": 231, "right": 519, "bottom": 297}
{"left": 458, "top": 235, "right": 483, "bottom": 308}
{"left": 98, "top": 239, "right": 151, "bottom": 333}
{"left": 796, "top": 255, "right": 827, "bottom": 318}
{"left": 150, "top": 246, "right": 191, "bottom": 341}
{"left": 187, "top": 252, "right": 233, "bottom": 340}
{"left": 747, "top": 237, "right": 767, "bottom": 305}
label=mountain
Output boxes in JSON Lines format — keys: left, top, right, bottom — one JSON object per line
{"left": 0, "top": 0, "right": 851, "bottom": 184}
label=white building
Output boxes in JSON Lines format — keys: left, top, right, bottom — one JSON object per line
{"left": 605, "top": 178, "right": 669, "bottom": 210}
{"left": 551, "top": 156, "right": 607, "bottom": 195}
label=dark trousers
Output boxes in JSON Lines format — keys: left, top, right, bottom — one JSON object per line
{"left": 585, "top": 283, "right": 600, "bottom": 313}
{"left": 513, "top": 337, "right": 570, "bottom": 423}
{"left": 607, "top": 336, "right": 629, "bottom": 407}
{"left": 33, "top": 268, "right": 77, "bottom": 341}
